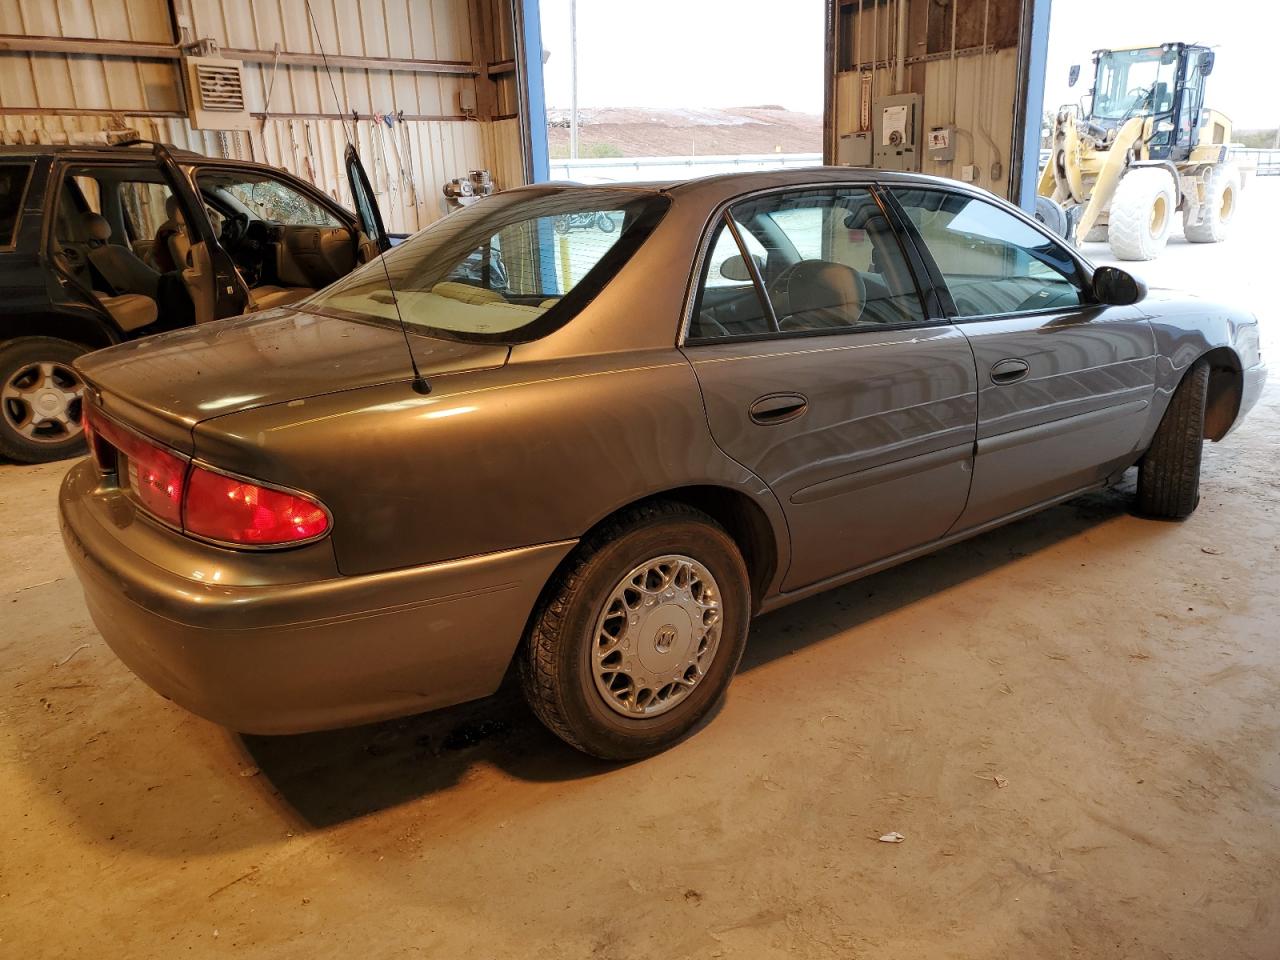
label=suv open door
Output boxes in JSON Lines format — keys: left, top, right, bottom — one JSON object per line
{"left": 154, "top": 144, "right": 248, "bottom": 323}
{"left": 344, "top": 145, "right": 391, "bottom": 257}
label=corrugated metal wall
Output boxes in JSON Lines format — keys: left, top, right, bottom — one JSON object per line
{"left": 0, "top": 0, "right": 529, "bottom": 232}
{"left": 832, "top": 0, "right": 1023, "bottom": 200}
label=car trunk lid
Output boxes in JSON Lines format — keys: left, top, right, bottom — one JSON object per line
{"left": 76, "top": 306, "right": 509, "bottom": 454}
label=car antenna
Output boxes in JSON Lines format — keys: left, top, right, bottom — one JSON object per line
{"left": 305, "top": 0, "right": 429, "bottom": 396}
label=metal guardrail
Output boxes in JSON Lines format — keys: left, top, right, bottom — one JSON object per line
{"left": 1230, "top": 148, "right": 1280, "bottom": 177}
{"left": 548, "top": 152, "right": 824, "bottom": 184}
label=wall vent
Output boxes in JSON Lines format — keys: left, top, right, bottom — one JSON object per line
{"left": 183, "top": 56, "right": 254, "bottom": 130}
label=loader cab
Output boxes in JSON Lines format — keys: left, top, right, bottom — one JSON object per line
{"left": 1087, "top": 43, "right": 1213, "bottom": 162}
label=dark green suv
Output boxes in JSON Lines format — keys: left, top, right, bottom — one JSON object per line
{"left": 0, "top": 143, "right": 374, "bottom": 463}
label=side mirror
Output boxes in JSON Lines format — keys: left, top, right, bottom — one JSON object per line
{"left": 720, "top": 253, "right": 764, "bottom": 282}
{"left": 1092, "top": 265, "right": 1147, "bottom": 305}
{"left": 1068, "top": 64, "right": 1081, "bottom": 88}
{"left": 1200, "top": 50, "right": 1215, "bottom": 76}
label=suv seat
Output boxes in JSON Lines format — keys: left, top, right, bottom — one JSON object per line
{"left": 83, "top": 214, "right": 161, "bottom": 300}
{"left": 251, "top": 285, "right": 315, "bottom": 310}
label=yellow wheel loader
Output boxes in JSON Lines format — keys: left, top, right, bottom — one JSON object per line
{"left": 1038, "top": 43, "right": 1240, "bottom": 261}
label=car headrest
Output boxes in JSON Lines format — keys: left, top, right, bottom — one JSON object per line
{"left": 82, "top": 213, "right": 112, "bottom": 242}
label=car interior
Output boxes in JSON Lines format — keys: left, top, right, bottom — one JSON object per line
{"left": 194, "top": 169, "right": 365, "bottom": 310}
{"left": 691, "top": 191, "right": 925, "bottom": 339}
{"left": 50, "top": 163, "right": 374, "bottom": 333}
{"left": 52, "top": 172, "right": 171, "bottom": 333}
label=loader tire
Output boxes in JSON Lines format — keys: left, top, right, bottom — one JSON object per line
{"left": 1034, "top": 196, "right": 1069, "bottom": 238}
{"left": 1108, "top": 168, "right": 1177, "bottom": 261}
{"left": 1183, "top": 163, "right": 1239, "bottom": 243}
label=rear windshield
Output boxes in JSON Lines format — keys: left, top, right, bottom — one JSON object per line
{"left": 305, "top": 186, "right": 669, "bottom": 344}
{"left": 0, "top": 163, "right": 33, "bottom": 246}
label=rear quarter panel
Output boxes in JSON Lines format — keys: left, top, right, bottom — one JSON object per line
{"left": 194, "top": 347, "right": 787, "bottom": 579}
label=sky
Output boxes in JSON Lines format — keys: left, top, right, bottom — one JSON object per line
{"left": 538, "top": 0, "right": 826, "bottom": 113}
{"left": 539, "top": 0, "right": 1276, "bottom": 130}
{"left": 1042, "top": 0, "right": 1277, "bottom": 129}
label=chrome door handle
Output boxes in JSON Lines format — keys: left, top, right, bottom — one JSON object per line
{"left": 990, "top": 358, "right": 1030, "bottom": 385}
{"left": 749, "top": 393, "right": 808, "bottom": 424}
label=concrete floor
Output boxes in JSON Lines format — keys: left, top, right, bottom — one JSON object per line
{"left": 2, "top": 183, "right": 1278, "bottom": 960}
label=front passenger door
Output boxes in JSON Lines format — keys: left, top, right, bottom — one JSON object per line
{"left": 890, "top": 187, "right": 1156, "bottom": 530}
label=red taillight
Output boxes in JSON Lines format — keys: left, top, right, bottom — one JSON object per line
{"left": 183, "top": 465, "right": 330, "bottom": 546}
{"left": 83, "top": 407, "right": 329, "bottom": 548}
{"left": 86, "top": 408, "right": 186, "bottom": 526}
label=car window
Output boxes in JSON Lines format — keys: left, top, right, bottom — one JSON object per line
{"left": 118, "top": 180, "right": 174, "bottom": 239}
{"left": 306, "top": 188, "right": 669, "bottom": 343}
{"left": 892, "top": 188, "right": 1084, "bottom": 317}
{"left": 0, "top": 163, "right": 32, "bottom": 246}
{"left": 197, "top": 171, "right": 340, "bottom": 227}
{"left": 703, "top": 221, "right": 767, "bottom": 289}
{"left": 690, "top": 187, "right": 925, "bottom": 341}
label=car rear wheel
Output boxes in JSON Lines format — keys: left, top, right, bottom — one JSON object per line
{"left": 0, "top": 337, "right": 90, "bottom": 464}
{"left": 1136, "top": 360, "right": 1210, "bottom": 520}
{"left": 519, "top": 501, "right": 751, "bottom": 760}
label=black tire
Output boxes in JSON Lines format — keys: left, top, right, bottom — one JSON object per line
{"left": 519, "top": 500, "right": 751, "bottom": 760}
{"left": 0, "top": 337, "right": 90, "bottom": 464}
{"left": 1033, "top": 195, "right": 1069, "bottom": 239}
{"left": 1137, "top": 360, "right": 1210, "bottom": 520}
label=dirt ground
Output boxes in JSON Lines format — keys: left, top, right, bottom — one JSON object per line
{"left": 2, "top": 181, "right": 1278, "bottom": 960}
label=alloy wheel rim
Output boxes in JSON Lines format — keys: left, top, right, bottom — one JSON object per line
{"left": 591, "top": 554, "right": 723, "bottom": 718}
{"left": 1, "top": 360, "right": 85, "bottom": 443}
{"left": 1150, "top": 194, "right": 1168, "bottom": 236}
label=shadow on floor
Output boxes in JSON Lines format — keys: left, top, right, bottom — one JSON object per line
{"left": 240, "top": 481, "right": 1148, "bottom": 828}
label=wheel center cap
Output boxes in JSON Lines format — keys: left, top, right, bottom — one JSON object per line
{"left": 636, "top": 605, "right": 694, "bottom": 675}
{"left": 35, "top": 391, "right": 65, "bottom": 415}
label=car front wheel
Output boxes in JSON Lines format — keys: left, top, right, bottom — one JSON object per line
{"left": 519, "top": 501, "right": 751, "bottom": 760}
{"left": 1137, "top": 359, "right": 1210, "bottom": 519}
{"left": 0, "top": 337, "right": 90, "bottom": 464}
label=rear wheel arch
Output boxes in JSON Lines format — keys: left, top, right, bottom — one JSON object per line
{"left": 525, "top": 485, "right": 783, "bottom": 650}
{"left": 1, "top": 310, "right": 119, "bottom": 351}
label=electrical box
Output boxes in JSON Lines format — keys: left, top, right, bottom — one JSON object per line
{"left": 838, "top": 132, "right": 874, "bottom": 167}
{"left": 960, "top": 164, "right": 979, "bottom": 183}
{"left": 872, "top": 94, "right": 922, "bottom": 172}
{"left": 927, "top": 126, "right": 954, "bottom": 163}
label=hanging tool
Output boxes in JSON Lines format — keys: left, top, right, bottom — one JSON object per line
{"left": 397, "top": 110, "right": 418, "bottom": 208}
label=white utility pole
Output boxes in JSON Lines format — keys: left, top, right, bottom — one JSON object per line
{"left": 569, "top": 0, "right": 579, "bottom": 160}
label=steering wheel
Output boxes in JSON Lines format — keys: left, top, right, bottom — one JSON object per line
{"left": 1125, "top": 86, "right": 1152, "bottom": 111}
{"left": 219, "top": 211, "right": 249, "bottom": 250}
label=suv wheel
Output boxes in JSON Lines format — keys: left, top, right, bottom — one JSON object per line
{"left": 0, "top": 338, "right": 90, "bottom": 464}
{"left": 519, "top": 501, "right": 751, "bottom": 760}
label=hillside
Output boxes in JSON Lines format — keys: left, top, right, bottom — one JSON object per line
{"left": 546, "top": 106, "right": 822, "bottom": 157}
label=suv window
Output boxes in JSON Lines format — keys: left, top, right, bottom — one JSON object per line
{"left": 892, "top": 188, "right": 1085, "bottom": 317}
{"left": 690, "top": 187, "right": 925, "bottom": 340}
{"left": 198, "top": 171, "right": 340, "bottom": 227}
{"left": 0, "top": 163, "right": 32, "bottom": 246}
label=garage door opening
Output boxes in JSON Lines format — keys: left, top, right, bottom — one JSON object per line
{"left": 537, "top": 0, "right": 825, "bottom": 183}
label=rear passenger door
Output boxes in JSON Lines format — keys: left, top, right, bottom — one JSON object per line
{"left": 889, "top": 187, "right": 1156, "bottom": 529}
{"left": 683, "top": 185, "right": 979, "bottom": 593}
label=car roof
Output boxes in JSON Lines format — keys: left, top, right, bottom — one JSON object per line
{"left": 0, "top": 143, "right": 204, "bottom": 161}
{"left": 511, "top": 167, "right": 997, "bottom": 209}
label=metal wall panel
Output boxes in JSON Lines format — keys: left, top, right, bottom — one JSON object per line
{"left": 0, "top": 0, "right": 530, "bottom": 231}
{"left": 832, "top": 0, "right": 1023, "bottom": 200}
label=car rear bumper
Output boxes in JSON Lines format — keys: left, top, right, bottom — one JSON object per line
{"left": 59, "top": 460, "right": 574, "bottom": 734}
